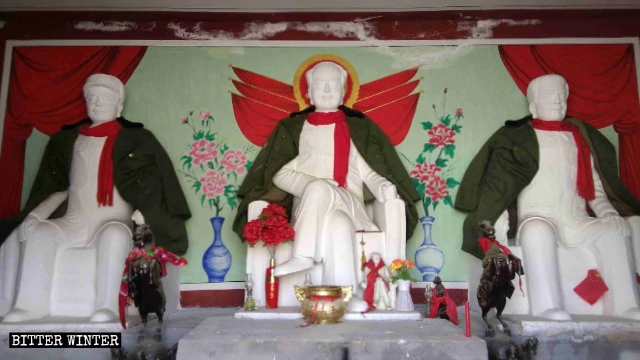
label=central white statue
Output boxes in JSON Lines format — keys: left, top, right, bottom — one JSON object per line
{"left": 272, "top": 62, "right": 399, "bottom": 309}
{"left": 234, "top": 60, "right": 420, "bottom": 309}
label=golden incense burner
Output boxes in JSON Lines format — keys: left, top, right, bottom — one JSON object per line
{"left": 294, "top": 285, "right": 352, "bottom": 324}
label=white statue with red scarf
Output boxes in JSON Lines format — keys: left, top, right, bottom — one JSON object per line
{"left": 272, "top": 62, "right": 399, "bottom": 312}
{"left": 515, "top": 74, "right": 640, "bottom": 320}
{"left": 361, "top": 252, "right": 396, "bottom": 311}
{"left": 2, "top": 74, "right": 137, "bottom": 323}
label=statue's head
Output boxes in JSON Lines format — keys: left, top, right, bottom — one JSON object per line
{"left": 526, "top": 74, "right": 568, "bottom": 122}
{"left": 370, "top": 252, "right": 382, "bottom": 264}
{"left": 83, "top": 74, "right": 125, "bottom": 124}
{"left": 306, "top": 62, "right": 347, "bottom": 113}
{"left": 479, "top": 220, "right": 496, "bottom": 239}
{"left": 133, "top": 223, "right": 154, "bottom": 248}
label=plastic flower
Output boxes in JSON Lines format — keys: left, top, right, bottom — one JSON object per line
{"left": 243, "top": 203, "right": 294, "bottom": 248}
{"left": 220, "top": 150, "right": 248, "bottom": 175}
{"left": 188, "top": 139, "right": 218, "bottom": 166}
{"left": 389, "top": 259, "right": 418, "bottom": 283}
{"left": 427, "top": 123, "right": 456, "bottom": 148}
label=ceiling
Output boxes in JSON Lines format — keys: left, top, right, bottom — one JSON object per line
{"left": 1, "top": 0, "right": 639, "bottom": 12}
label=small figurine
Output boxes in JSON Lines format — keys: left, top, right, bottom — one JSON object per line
{"left": 244, "top": 273, "right": 256, "bottom": 311}
{"left": 361, "top": 252, "right": 396, "bottom": 311}
{"left": 427, "top": 276, "right": 458, "bottom": 324}
{"left": 119, "top": 217, "right": 188, "bottom": 329}
{"left": 477, "top": 220, "right": 524, "bottom": 335}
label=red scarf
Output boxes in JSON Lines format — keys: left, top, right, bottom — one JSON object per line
{"left": 79, "top": 120, "right": 122, "bottom": 206}
{"left": 478, "top": 237, "right": 511, "bottom": 255}
{"left": 531, "top": 119, "right": 595, "bottom": 200}
{"left": 362, "top": 258, "right": 389, "bottom": 310}
{"left": 306, "top": 111, "right": 350, "bottom": 188}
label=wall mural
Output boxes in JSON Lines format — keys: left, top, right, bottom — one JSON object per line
{"left": 13, "top": 44, "right": 629, "bottom": 284}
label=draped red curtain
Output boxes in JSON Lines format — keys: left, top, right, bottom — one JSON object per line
{"left": 0, "top": 46, "right": 147, "bottom": 218}
{"left": 499, "top": 44, "right": 640, "bottom": 201}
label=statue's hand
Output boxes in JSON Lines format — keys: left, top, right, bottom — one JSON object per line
{"left": 380, "top": 183, "right": 399, "bottom": 201}
{"left": 131, "top": 210, "right": 145, "bottom": 225}
{"left": 602, "top": 214, "right": 630, "bottom": 238}
{"left": 324, "top": 178, "right": 339, "bottom": 187}
{"left": 19, "top": 214, "right": 41, "bottom": 242}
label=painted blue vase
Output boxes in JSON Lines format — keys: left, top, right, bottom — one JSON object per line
{"left": 414, "top": 215, "right": 444, "bottom": 281}
{"left": 202, "top": 216, "right": 232, "bottom": 282}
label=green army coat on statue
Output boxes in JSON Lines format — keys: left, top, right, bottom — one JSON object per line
{"left": 0, "top": 118, "right": 191, "bottom": 255}
{"left": 454, "top": 116, "right": 640, "bottom": 260}
{"left": 232, "top": 106, "right": 421, "bottom": 241}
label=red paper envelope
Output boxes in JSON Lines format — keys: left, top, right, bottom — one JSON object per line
{"left": 573, "top": 269, "right": 608, "bottom": 305}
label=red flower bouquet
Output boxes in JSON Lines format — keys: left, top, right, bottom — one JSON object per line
{"left": 243, "top": 203, "right": 294, "bottom": 251}
{"left": 242, "top": 203, "right": 294, "bottom": 309}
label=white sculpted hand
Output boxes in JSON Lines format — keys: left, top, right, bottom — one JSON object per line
{"left": 324, "top": 178, "right": 340, "bottom": 187}
{"left": 19, "top": 214, "right": 41, "bottom": 242}
{"left": 380, "top": 183, "right": 399, "bottom": 201}
{"left": 602, "top": 214, "right": 631, "bottom": 238}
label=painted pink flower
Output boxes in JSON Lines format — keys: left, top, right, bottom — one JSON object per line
{"left": 410, "top": 163, "right": 442, "bottom": 184}
{"left": 180, "top": 116, "right": 188, "bottom": 124}
{"left": 200, "top": 111, "right": 211, "bottom": 121}
{"left": 425, "top": 176, "right": 449, "bottom": 203}
{"left": 200, "top": 170, "right": 228, "bottom": 199}
{"left": 443, "top": 88, "right": 448, "bottom": 94}
{"left": 220, "top": 150, "right": 247, "bottom": 175}
{"left": 428, "top": 123, "right": 456, "bottom": 148}
{"left": 188, "top": 110, "right": 194, "bottom": 115}
{"left": 456, "top": 108, "right": 463, "bottom": 116}
{"left": 188, "top": 139, "right": 218, "bottom": 165}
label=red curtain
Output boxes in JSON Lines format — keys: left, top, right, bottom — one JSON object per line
{"left": 499, "top": 44, "right": 640, "bottom": 201}
{"left": 0, "top": 46, "right": 147, "bottom": 218}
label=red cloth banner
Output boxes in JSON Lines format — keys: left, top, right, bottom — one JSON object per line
{"left": 0, "top": 46, "right": 147, "bottom": 218}
{"left": 499, "top": 44, "right": 640, "bottom": 201}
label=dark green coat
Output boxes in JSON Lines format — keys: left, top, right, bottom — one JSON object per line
{"left": 232, "top": 107, "right": 421, "bottom": 241}
{"left": 454, "top": 116, "right": 640, "bottom": 260}
{"left": 0, "top": 118, "right": 191, "bottom": 255}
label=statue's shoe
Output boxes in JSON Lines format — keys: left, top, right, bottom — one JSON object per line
{"left": 539, "top": 307, "right": 572, "bottom": 321}
{"left": 273, "top": 256, "right": 313, "bottom": 277}
{"left": 90, "top": 309, "right": 118, "bottom": 323}
{"left": 620, "top": 308, "right": 640, "bottom": 321}
{"left": 2, "top": 308, "right": 48, "bottom": 323}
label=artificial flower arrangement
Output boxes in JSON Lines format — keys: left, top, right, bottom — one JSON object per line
{"left": 389, "top": 259, "right": 418, "bottom": 283}
{"left": 242, "top": 203, "right": 295, "bottom": 256}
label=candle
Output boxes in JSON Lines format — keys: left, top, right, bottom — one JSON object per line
{"left": 464, "top": 300, "right": 471, "bottom": 337}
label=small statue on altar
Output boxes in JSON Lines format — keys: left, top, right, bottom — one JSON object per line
{"left": 119, "top": 212, "right": 188, "bottom": 329}
{"left": 361, "top": 252, "right": 396, "bottom": 311}
{"left": 427, "top": 276, "right": 458, "bottom": 325}
{"left": 477, "top": 220, "right": 523, "bottom": 335}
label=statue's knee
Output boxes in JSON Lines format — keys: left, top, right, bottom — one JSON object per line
{"left": 328, "top": 211, "right": 354, "bottom": 236}
{"left": 302, "top": 179, "right": 333, "bottom": 200}
{"left": 519, "top": 218, "right": 556, "bottom": 246}
{"left": 96, "top": 223, "right": 131, "bottom": 248}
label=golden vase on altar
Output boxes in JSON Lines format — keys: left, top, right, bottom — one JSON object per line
{"left": 294, "top": 285, "right": 353, "bottom": 324}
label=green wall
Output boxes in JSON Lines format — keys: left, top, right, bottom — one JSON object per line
{"left": 19, "top": 44, "right": 622, "bottom": 284}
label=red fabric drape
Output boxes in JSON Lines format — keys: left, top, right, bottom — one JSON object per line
{"left": 499, "top": 44, "right": 640, "bottom": 201}
{"left": 0, "top": 46, "right": 147, "bottom": 218}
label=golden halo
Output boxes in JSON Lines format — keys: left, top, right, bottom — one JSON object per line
{"left": 292, "top": 54, "right": 360, "bottom": 110}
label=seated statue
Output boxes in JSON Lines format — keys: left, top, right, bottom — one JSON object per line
{"left": 0, "top": 73, "right": 190, "bottom": 323}
{"left": 361, "top": 252, "right": 396, "bottom": 311}
{"left": 233, "top": 61, "right": 420, "bottom": 310}
{"left": 456, "top": 74, "right": 640, "bottom": 320}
